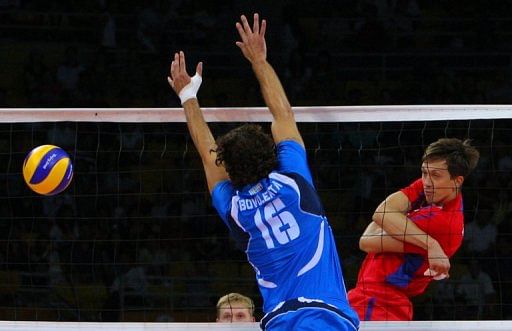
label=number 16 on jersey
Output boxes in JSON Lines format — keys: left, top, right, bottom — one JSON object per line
{"left": 254, "top": 198, "right": 300, "bottom": 249}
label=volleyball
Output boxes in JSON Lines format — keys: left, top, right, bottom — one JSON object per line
{"left": 22, "top": 145, "right": 73, "bottom": 195}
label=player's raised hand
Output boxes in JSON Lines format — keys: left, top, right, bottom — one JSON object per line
{"left": 235, "top": 13, "right": 267, "bottom": 65}
{"left": 167, "top": 51, "right": 203, "bottom": 104}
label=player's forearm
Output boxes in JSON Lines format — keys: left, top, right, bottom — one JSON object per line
{"left": 360, "top": 222, "right": 406, "bottom": 253}
{"left": 251, "top": 60, "right": 293, "bottom": 120}
{"left": 373, "top": 210, "right": 439, "bottom": 251}
{"left": 182, "top": 99, "right": 216, "bottom": 160}
{"left": 360, "top": 234, "right": 406, "bottom": 253}
{"left": 372, "top": 195, "right": 439, "bottom": 251}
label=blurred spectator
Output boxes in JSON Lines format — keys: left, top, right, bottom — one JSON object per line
{"left": 47, "top": 122, "right": 76, "bottom": 149}
{"left": 392, "top": 0, "right": 421, "bottom": 34}
{"left": 109, "top": 253, "right": 150, "bottom": 307}
{"left": 283, "top": 49, "right": 312, "bottom": 104}
{"left": 463, "top": 209, "right": 497, "bottom": 258}
{"left": 180, "top": 192, "right": 207, "bottom": 229}
{"left": 48, "top": 219, "right": 62, "bottom": 241}
{"left": 496, "top": 234, "right": 512, "bottom": 319}
{"left": 39, "top": 71, "right": 62, "bottom": 106}
{"left": 155, "top": 312, "right": 175, "bottom": 322}
{"left": 191, "top": 5, "right": 218, "bottom": 47}
{"left": 99, "top": 2, "right": 117, "bottom": 49}
{"left": 46, "top": 247, "right": 66, "bottom": 287}
{"left": 492, "top": 190, "right": 512, "bottom": 226}
{"left": 456, "top": 260, "right": 496, "bottom": 319}
{"left": 0, "top": 0, "right": 20, "bottom": 8}
{"left": 23, "top": 48, "right": 48, "bottom": 105}
{"left": 101, "top": 219, "right": 149, "bottom": 320}
{"left": 432, "top": 278, "right": 457, "bottom": 320}
{"left": 487, "top": 70, "right": 512, "bottom": 103}
{"left": 71, "top": 241, "right": 94, "bottom": 282}
{"left": 352, "top": 1, "right": 391, "bottom": 51}
{"left": 83, "top": 48, "right": 111, "bottom": 107}
{"left": 279, "top": 2, "right": 302, "bottom": 59}
{"left": 136, "top": 0, "right": 163, "bottom": 52}
{"left": 183, "top": 261, "right": 212, "bottom": 309}
{"left": 495, "top": 144, "right": 512, "bottom": 186}
{"left": 56, "top": 46, "right": 86, "bottom": 103}
{"left": 307, "top": 50, "right": 337, "bottom": 104}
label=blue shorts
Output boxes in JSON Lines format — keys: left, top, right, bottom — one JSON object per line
{"left": 260, "top": 298, "right": 359, "bottom": 331}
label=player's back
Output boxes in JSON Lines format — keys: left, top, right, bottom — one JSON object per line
{"left": 212, "top": 140, "right": 359, "bottom": 329}
{"left": 234, "top": 171, "right": 348, "bottom": 311}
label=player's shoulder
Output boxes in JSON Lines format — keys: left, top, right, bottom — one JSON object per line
{"left": 409, "top": 204, "right": 443, "bottom": 220}
{"left": 277, "top": 139, "right": 305, "bottom": 150}
{"left": 211, "top": 180, "right": 236, "bottom": 212}
{"left": 212, "top": 179, "right": 234, "bottom": 196}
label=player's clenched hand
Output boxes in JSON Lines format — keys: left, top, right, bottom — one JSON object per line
{"left": 427, "top": 242, "right": 450, "bottom": 279}
{"left": 235, "top": 13, "right": 267, "bottom": 65}
{"left": 167, "top": 51, "right": 202, "bottom": 104}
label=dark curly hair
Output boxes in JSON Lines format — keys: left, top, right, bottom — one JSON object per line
{"left": 213, "top": 124, "right": 278, "bottom": 188}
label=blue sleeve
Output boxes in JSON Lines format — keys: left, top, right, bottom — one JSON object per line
{"left": 212, "top": 180, "right": 250, "bottom": 251}
{"left": 211, "top": 180, "right": 235, "bottom": 225}
{"left": 276, "top": 140, "right": 314, "bottom": 186}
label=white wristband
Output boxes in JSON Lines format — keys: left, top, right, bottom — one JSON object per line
{"left": 179, "top": 73, "right": 202, "bottom": 105}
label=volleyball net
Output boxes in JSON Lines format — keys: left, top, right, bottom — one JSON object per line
{"left": 0, "top": 105, "right": 511, "bottom": 328}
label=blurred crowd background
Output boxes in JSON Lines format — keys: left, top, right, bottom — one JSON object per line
{"left": 0, "top": 0, "right": 512, "bottom": 323}
{"left": 1, "top": 0, "right": 512, "bottom": 108}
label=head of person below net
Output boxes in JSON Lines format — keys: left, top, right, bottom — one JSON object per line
{"left": 216, "top": 292, "right": 256, "bottom": 323}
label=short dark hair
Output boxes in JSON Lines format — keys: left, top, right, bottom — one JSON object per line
{"left": 214, "top": 124, "right": 278, "bottom": 188}
{"left": 422, "top": 138, "right": 480, "bottom": 178}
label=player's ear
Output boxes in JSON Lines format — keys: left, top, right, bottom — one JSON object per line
{"left": 454, "top": 175, "right": 464, "bottom": 189}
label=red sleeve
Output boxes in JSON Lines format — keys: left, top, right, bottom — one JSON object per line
{"left": 400, "top": 178, "right": 423, "bottom": 202}
{"left": 399, "top": 179, "right": 427, "bottom": 255}
{"left": 402, "top": 206, "right": 464, "bottom": 257}
{"left": 402, "top": 207, "right": 443, "bottom": 255}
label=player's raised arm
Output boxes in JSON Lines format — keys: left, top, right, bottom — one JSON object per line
{"left": 235, "top": 13, "right": 304, "bottom": 147}
{"left": 167, "top": 51, "right": 228, "bottom": 193}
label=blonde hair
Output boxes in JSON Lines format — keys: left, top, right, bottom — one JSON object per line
{"left": 216, "top": 293, "right": 254, "bottom": 317}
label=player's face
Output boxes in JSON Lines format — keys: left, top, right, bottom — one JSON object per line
{"left": 217, "top": 305, "right": 254, "bottom": 323}
{"left": 421, "top": 159, "right": 463, "bottom": 205}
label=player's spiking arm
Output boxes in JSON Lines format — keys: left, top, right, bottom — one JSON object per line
{"left": 358, "top": 220, "right": 406, "bottom": 253}
{"left": 235, "top": 13, "right": 304, "bottom": 147}
{"left": 167, "top": 51, "right": 228, "bottom": 193}
{"left": 370, "top": 191, "right": 450, "bottom": 277}
{"left": 358, "top": 196, "right": 450, "bottom": 268}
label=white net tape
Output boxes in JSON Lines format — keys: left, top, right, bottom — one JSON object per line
{"left": 0, "top": 321, "right": 510, "bottom": 330}
{"left": 2, "top": 105, "right": 512, "bottom": 122}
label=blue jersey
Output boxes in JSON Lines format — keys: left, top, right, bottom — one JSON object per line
{"left": 212, "top": 140, "right": 359, "bottom": 330}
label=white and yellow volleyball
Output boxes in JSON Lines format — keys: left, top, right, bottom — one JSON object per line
{"left": 22, "top": 145, "right": 73, "bottom": 195}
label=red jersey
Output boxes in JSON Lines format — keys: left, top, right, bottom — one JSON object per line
{"left": 354, "top": 178, "right": 464, "bottom": 297}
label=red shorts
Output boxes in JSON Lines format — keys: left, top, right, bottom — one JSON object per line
{"left": 348, "top": 286, "right": 413, "bottom": 321}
